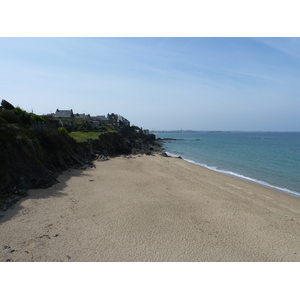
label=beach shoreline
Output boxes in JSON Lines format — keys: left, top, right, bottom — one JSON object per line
{"left": 165, "top": 151, "right": 300, "bottom": 199}
{"left": 158, "top": 131, "right": 300, "bottom": 198}
{"left": 1, "top": 153, "right": 300, "bottom": 262}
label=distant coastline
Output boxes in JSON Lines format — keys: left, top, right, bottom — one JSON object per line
{"left": 151, "top": 130, "right": 300, "bottom": 134}
{"left": 151, "top": 130, "right": 225, "bottom": 134}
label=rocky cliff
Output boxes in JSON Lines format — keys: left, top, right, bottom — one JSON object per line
{"left": 0, "top": 123, "right": 161, "bottom": 211}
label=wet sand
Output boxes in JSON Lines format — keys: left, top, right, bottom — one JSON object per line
{"left": 1, "top": 154, "right": 300, "bottom": 261}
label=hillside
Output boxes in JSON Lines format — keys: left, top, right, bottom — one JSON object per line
{"left": 0, "top": 101, "right": 161, "bottom": 211}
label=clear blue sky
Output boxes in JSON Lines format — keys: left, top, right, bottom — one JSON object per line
{"left": 1, "top": 37, "right": 299, "bottom": 131}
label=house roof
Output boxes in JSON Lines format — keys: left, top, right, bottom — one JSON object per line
{"left": 54, "top": 109, "right": 73, "bottom": 118}
{"left": 95, "top": 115, "right": 108, "bottom": 121}
{"left": 75, "top": 113, "right": 86, "bottom": 119}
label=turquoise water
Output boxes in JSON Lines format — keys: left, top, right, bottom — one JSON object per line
{"left": 156, "top": 132, "right": 300, "bottom": 198}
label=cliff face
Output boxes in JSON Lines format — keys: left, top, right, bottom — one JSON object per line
{"left": 90, "top": 131, "right": 132, "bottom": 156}
{"left": 0, "top": 124, "right": 161, "bottom": 210}
{"left": 0, "top": 124, "right": 89, "bottom": 208}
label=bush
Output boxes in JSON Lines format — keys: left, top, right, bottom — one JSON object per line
{"left": 0, "top": 110, "right": 18, "bottom": 123}
{"left": 57, "top": 127, "right": 68, "bottom": 136}
{"left": 31, "top": 114, "right": 45, "bottom": 123}
{"left": 14, "top": 107, "right": 31, "bottom": 125}
{"left": 15, "top": 107, "right": 29, "bottom": 115}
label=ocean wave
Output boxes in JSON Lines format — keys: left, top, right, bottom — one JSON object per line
{"left": 165, "top": 152, "right": 300, "bottom": 198}
{"left": 165, "top": 152, "right": 182, "bottom": 158}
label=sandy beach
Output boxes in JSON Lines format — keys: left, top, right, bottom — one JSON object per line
{"left": 1, "top": 154, "right": 300, "bottom": 262}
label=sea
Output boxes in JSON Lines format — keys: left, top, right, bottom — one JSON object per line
{"left": 155, "top": 131, "right": 300, "bottom": 198}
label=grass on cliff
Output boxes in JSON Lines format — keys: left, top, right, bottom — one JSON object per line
{"left": 69, "top": 124, "right": 116, "bottom": 142}
{"left": 69, "top": 131, "right": 101, "bottom": 142}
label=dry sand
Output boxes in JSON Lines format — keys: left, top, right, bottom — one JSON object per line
{"left": 1, "top": 154, "right": 300, "bottom": 262}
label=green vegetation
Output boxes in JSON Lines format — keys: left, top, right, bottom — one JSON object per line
{"left": 0, "top": 101, "right": 46, "bottom": 125}
{"left": 101, "top": 124, "right": 116, "bottom": 133}
{"left": 0, "top": 110, "right": 19, "bottom": 123}
{"left": 57, "top": 127, "right": 68, "bottom": 136}
{"left": 31, "top": 114, "right": 45, "bottom": 123}
{"left": 63, "top": 121, "right": 116, "bottom": 142}
{"left": 0, "top": 100, "right": 119, "bottom": 144}
{"left": 15, "top": 107, "right": 29, "bottom": 116}
{"left": 69, "top": 131, "right": 101, "bottom": 142}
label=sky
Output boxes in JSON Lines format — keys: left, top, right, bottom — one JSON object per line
{"left": 1, "top": 37, "right": 300, "bottom": 131}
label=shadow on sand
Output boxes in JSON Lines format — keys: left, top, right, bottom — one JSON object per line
{"left": 0, "top": 166, "right": 95, "bottom": 224}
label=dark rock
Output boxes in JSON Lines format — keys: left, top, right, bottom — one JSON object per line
{"left": 3, "top": 246, "right": 15, "bottom": 253}
{"left": 1, "top": 99, "right": 15, "bottom": 110}
{"left": 18, "top": 189, "right": 26, "bottom": 196}
{"left": 98, "top": 154, "right": 110, "bottom": 161}
{"left": 161, "top": 152, "right": 169, "bottom": 157}
{"left": 5, "top": 198, "right": 14, "bottom": 204}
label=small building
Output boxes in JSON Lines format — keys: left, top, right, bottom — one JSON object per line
{"left": 54, "top": 109, "right": 74, "bottom": 118}
{"left": 107, "top": 113, "right": 130, "bottom": 127}
{"left": 118, "top": 115, "right": 130, "bottom": 127}
{"left": 74, "top": 113, "right": 89, "bottom": 119}
{"left": 107, "top": 113, "right": 119, "bottom": 126}
{"left": 94, "top": 115, "right": 108, "bottom": 122}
